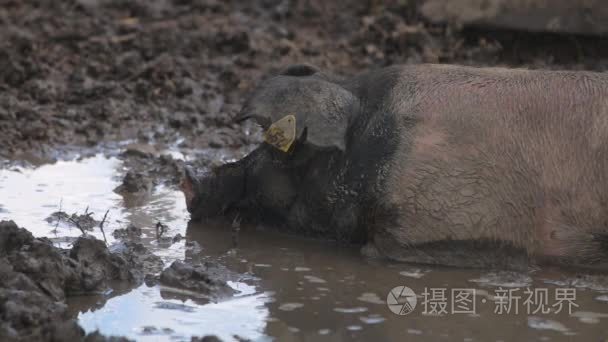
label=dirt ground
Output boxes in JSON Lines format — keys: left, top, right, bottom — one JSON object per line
{"left": 1, "top": 0, "right": 608, "bottom": 163}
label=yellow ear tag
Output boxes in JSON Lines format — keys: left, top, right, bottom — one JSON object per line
{"left": 263, "top": 114, "right": 296, "bottom": 152}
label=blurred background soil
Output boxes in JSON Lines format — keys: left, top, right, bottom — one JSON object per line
{"left": 1, "top": 0, "right": 607, "bottom": 160}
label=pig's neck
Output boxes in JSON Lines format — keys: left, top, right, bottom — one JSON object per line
{"left": 300, "top": 69, "right": 407, "bottom": 244}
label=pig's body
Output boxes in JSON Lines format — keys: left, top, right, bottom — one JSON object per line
{"left": 184, "top": 64, "right": 608, "bottom": 269}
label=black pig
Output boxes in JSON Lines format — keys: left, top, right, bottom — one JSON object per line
{"left": 182, "top": 64, "right": 608, "bottom": 269}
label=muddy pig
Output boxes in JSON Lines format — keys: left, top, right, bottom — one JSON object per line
{"left": 182, "top": 64, "right": 608, "bottom": 270}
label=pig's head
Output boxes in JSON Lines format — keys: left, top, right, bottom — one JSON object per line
{"left": 237, "top": 64, "right": 359, "bottom": 152}
{"left": 182, "top": 64, "right": 360, "bottom": 222}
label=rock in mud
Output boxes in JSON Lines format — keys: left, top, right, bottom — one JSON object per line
{"left": 114, "top": 171, "right": 153, "bottom": 194}
{"left": 109, "top": 241, "right": 165, "bottom": 279}
{"left": 172, "top": 233, "right": 183, "bottom": 243}
{"left": 69, "top": 212, "right": 100, "bottom": 231}
{"left": 190, "top": 336, "right": 223, "bottom": 342}
{"left": 0, "top": 220, "right": 158, "bottom": 340}
{"left": 115, "top": 151, "right": 198, "bottom": 191}
{"left": 122, "top": 143, "right": 159, "bottom": 159}
{"left": 1, "top": 317, "right": 134, "bottom": 342}
{"left": 83, "top": 330, "right": 134, "bottom": 342}
{"left": 44, "top": 211, "right": 70, "bottom": 224}
{"left": 71, "top": 236, "right": 164, "bottom": 286}
{"left": 160, "top": 261, "right": 235, "bottom": 300}
{"left": 111, "top": 224, "right": 143, "bottom": 241}
{"left": 45, "top": 210, "right": 99, "bottom": 231}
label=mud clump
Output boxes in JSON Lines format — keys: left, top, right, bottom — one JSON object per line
{"left": 118, "top": 149, "right": 186, "bottom": 188}
{"left": 69, "top": 212, "right": 100, "bottom": 231}
{"left": 0, "top": 220, "right": 161, "bottom": 340}
{"left": 112, "top": 224, "right": 143, "bottom": 241}
{"left": 159, "top": 260, "right": 236, "bottom": 301}
{"left": 45, "top": 210, "right": 100, "bottom": 232}
{"left": 114, "top": 171, "right": 153, "bottom": 194}
{"left": 172, "top": 233, "right": 184, "bottom": 243}
{"left": 70, "top": 236, "right": 164, "bottom": 286}
{"left": 190, "top": 336, "right": 223, "bottom": 342}
{"left": 45, "top": 211, "right": 70, "bottom": 224}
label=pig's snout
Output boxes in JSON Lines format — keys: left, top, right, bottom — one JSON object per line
{"left": 180, "top": 163, "right": 248, "bottom": 221}
{"left": 180, "top": 166, "right": 203, "bottom": 213}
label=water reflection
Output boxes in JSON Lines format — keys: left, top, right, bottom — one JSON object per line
{"left": 183, "top": 221, "right": 608, "bottom": 341}
{"left": 0, "top": 154, "right": 123, "bottom": 242}
{"left": 74, "top": 282, "right": 270, "bottom": 341}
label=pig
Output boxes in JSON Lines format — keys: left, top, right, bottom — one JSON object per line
{"left": 182, "top": 63, "right": 608, "bottom": 270}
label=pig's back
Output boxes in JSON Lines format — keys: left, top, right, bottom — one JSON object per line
{"left": 378, "top": 65, "right": 608, "bottom": 262}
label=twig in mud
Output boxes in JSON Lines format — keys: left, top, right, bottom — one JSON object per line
{"left": 98, "top": 209, "right": 110, "bottom": 244}
{"left": 231, "top": 213, "right": 241, "bottom": 249}
{"left": 68, "top": 216, "right": 86, "bottom": 236}
{"left": 155, "top": 221, "right": 167, "bottom": 240}
{"left": 52, "top": 199, "right": 63, "bottom": 235}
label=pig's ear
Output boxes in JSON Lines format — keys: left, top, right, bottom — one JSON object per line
{"left": 279, "top": 64, "right": 320, "bottom": 77}
{"left": 295, "top": 86, "right": 357, "bottom": 152}
{"left": 262, "top": 87, "right": 356, "bottom": 152}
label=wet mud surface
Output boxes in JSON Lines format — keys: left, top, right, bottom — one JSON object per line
{"left": 2, "top": 0, "right": 608, "bottom": 341}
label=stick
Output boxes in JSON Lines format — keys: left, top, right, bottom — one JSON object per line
{"left": 53, "top": 199, "right": 63, "bottom": 234}
{"left": 68, "top": 217, "right": 86, "bottom": 236}
{"left": 84, "top": 206, "right": 94, "bottom": 218}
{"left": 98, "top": 209, "right": 110, "bottom": 244}
{"left": 155, "top": 221, "right": 167, "bottom": 240}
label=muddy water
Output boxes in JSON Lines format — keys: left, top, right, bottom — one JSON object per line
{"left": 1, "top": 154, "right": 608, "bottom": 341}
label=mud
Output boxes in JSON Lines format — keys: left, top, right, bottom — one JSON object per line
{"left": 0, "top": 220, "right": 162, "bottom": 341}
{"left": 114, "top": 171, "right": 153, "bottom": 194}
{"left": 420, "top": 0, "right": 608, "bottom": 35}
{"left": 0, "top": 218, "right": 226, "bottom": 341}
{"left": 158, "top": 260, "right": 236, "bottom": 302}
{"left": 112, "top": 224, "right": 143, "bottom": 240}
{"left": 46, "top": 210, "right": 100, "bottom": 232}
{"left": 2, "top": 0, "right": 608, "bottom": 340}
{"left": 2, "top": 0, "right": 608, "bottom": 163}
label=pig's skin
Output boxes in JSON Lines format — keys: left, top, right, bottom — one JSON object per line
{"left": 184, "top": 64, "right": 608, "bottom": 270}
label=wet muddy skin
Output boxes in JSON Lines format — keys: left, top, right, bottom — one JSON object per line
{"left": 2, "top": 151, "right": 608, "bottom": 341}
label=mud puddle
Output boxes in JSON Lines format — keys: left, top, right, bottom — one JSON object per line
{"left": 2, "top": 152, "right": 608, "bottom": 341}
